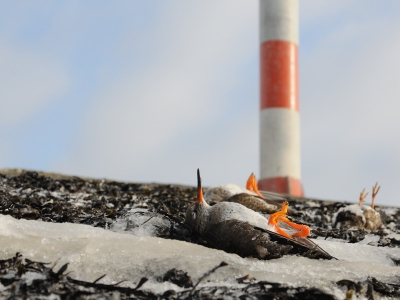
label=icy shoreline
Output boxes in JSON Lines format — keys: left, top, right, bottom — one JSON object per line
{"left": 0, "top": 170, "right": 399, "bottom": 298}
{"left": 1, "top": 214, "right": 399, "bottom": 298}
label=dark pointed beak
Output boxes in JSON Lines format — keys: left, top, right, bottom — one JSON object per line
{"left": 197, "top": 168, "right": 204, "bottom": 204}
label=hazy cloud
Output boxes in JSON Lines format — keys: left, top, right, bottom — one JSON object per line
{"left": 300, "top": 7, "right": 400, "bottom": 204}
{"left": 0, "top": 43, "right": 69, "bottom": 127}
{"left": 1, "top": 1, "right": 399, "bottom": 207}
{"left": 55, "top": 1, "right": 259, "bottom": 186}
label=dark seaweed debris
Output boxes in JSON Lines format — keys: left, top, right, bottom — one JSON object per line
{"left": 1, "top": 253, "right": 398, "bottom": 300}
{"left": 1, "top": 170, "right": 399, "bottom": 248}
{"left": 337, "top": 278, "right": 400, "bottom": 299}
{"left": 0, "top": 253, "right": 336, "bottom": 300}
{"left": 0, "top": 170, "right": 195, "bottom": 228}
{"left": 159, "top": 268, "right": 193, "bottom": 288}
{"left": 1, "top": 169, "right": 400, "bottom": 299}
{"left": 0, "top": 252, "right": 156, "bottom": 299}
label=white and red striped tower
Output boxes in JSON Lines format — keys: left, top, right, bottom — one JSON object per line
{"left": 258, "top": 0, "right": 303, "bottom": 196}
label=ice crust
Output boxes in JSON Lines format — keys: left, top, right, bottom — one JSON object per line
{"left": 0, "top": 214, "right": 399, "bottom": 295}
{"left": 110, "top": 208, "right": 171, "bottom": 237}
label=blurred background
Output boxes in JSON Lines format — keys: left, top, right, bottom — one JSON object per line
{"left": 1, "top": 1, "right": 399, "bottom": 206}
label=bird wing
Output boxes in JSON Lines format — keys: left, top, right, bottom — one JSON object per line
{"left": 258, "top": 190, "right": 289, "bottom": 201}
{"left": 222, "top": 193, "right": 287, "bottom": 214}
{"left": 202, "top": 219, "right": 292, "bottom": 260}
{"left": 254, "top": 226, "right": 335, "bottom": 260}
{"left": 202, "top": 219, "right": 334, "bottom": 260}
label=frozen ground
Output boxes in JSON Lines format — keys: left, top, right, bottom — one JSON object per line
{"left": 0, "top": 214, "right": 399, "bottom": 299}
{"left": 0, "top": 170, "right": 399, "bottom": 298}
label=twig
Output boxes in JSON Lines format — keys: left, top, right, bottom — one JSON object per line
{"left": 139, "top": 216, "right": 155, "bottom": 226}
{"left": 67, "top": 276, "right": 148, "bottom": 294}
{"left": 93, "top": 274, "right": 106, "bottom": 284}
{"left": 56, "top": 263, "right": 69, "bottom": 276}
{"left": 50, "top": 258, "right": 61, "bottom": 270}
{"left": 114, "top": 280, "right": 127, "bottom": 286}
{"left": 189, "top": 262, "right": 228, "bottom": 297}
{"left": 134, "top": 277, "right": 148, "bottom": 290}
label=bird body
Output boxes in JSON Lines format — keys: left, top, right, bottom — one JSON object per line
{"left": 185, "top": 193, "right": 293, "bottom": 259}
{"left": 185, "top": 170, "right": 333, "bottom": 260}
{"left": 204, "top": 183, "right": 250, "bottom": 203}
{"left": 332, "top": 204, "right": 382, "bottom": 231}
{"left": 203, "top": 174, "right": 283, "bottom": 213}
{"left": 332, "top": 184, "right": 382, "bottom": 231}
{"left": 188, "top": 200, "right": 276, "bottom": 236}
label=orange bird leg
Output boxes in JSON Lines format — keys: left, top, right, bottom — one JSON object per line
{"left": 283, "top": 220, "right": 310, "bottom": 237}
{"left": 359, "top": 188, "right": 368, "bottom": 207}
{"left": 246, "top": 173, "right": 264, "bottom": 198}
{"left": 268, "top": 201, "right": 293, "bottom": 239}
{"left": 246, "top": 173, "right": 254, "bottom": 191}
{"left": 268, "top": 201, "right": 310, "bottom": 239}
{"left": 268, "top": 212, "right": 293, "bottom": 239}
{"left": 371, "top": 182, "right": 380, "bottom": 209}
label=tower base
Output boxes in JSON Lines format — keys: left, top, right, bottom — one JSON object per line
{"left": 258, "top": 176, "right": 303, "bottom": 197}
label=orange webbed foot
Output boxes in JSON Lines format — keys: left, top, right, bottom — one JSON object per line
{"left": 286, "top": 220, "right": 310, "bottom": 237}
{"left": 246, "top": 173, "right": 264, "bottom": 198}
{"left": 268, "top": 201, "right": 293, "bottom": 239}
{"left": 267, "top": 201, "right": 310, "bottom": 239}
{"left": 274, "top": 226, "right": 294, "bottom": 239}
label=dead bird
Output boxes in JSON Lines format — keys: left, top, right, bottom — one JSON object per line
{"left": 185, "top": 169, "right": 333, "bottom": 260}
{"left": 332, "top": 183, "right": 382, "bottom": 231}
{"left": 204, "top": 173, "right": 284, "bottom": 214}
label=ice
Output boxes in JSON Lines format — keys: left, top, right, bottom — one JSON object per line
{"left": 305, "top": 200, "right": 320, "bottom": 207}
{"left": 380, "top": 207, "right": 398, "bottom": 217}
{"left": 386, "top": 232, "right": 400, "bottom": 241}
{"left": 314, "top": 239, "right": 399, "bottom": 266}
{"left": 357, "top": 234, "right": 381, "bottom": 245}
{"left": 110, "top": 208, "right": 171, "bottom": 237}
{"left": 0, "top": 214, "right": 399, "bottom": 295}
{"left": 21, "top": 272, "right": 47, "bottom": 285}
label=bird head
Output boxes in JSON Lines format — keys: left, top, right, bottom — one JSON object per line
{"left": 184, "top": 169, "right": 210, "bottom": 235}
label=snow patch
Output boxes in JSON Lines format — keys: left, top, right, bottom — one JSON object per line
{"left": 386, "top": 232, "right": 400, "bottom": 241}
{"left": 0, "top": 214, "right": 399, "bottom": 295}
{"left": 110, "top": 208, "right": 171, "bottom": 237}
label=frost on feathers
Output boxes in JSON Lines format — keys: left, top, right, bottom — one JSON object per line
{"left": 332, "top": 204, "right": 382, "bottom": 231}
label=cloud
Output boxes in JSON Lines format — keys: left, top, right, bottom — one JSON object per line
{"left": 0, "top": 43, "right": 69, "bottom": 127}
{"left": 54, "top": 1, "right": 400, "bottom": 207}
{"left": 54, "top": 1, "right": 259, "bottom": 186}
{"left": 300, "top": 9, "right": 400, "bottom": 205}
{"left": 2, "top": 1, "right": 399, "bottom": 208}
{"left": 300, "top": 0, "right": 350, "bottom": 24}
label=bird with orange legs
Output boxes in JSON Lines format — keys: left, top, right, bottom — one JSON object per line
{"left": 268, "top": 200, "right": 310, "bottom": 239}
{"left": 184, "top": 170, "right": 333, "bottom": 260}
{"left": 203, "top": 172, "right": 306, "bottom": 238}
{"left": 332, "top": 183, "right": 382, "bottom": 231}
{"left": 204, "top": 173, "right": 286, "bottom": 213}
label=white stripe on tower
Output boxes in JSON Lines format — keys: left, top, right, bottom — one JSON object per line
{"left": 259, "top": 0, "right": 303, "bottom": 196}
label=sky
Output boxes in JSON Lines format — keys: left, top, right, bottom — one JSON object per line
{"left": 1, "top": 1, "right": 400, "bottom": 207}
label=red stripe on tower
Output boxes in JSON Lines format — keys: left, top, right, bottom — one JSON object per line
{"left": 260, "top": 41, "right": 298, "bottom": 111}
{"left": 259, "top": 0, "right": 303, "bottom": 196}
